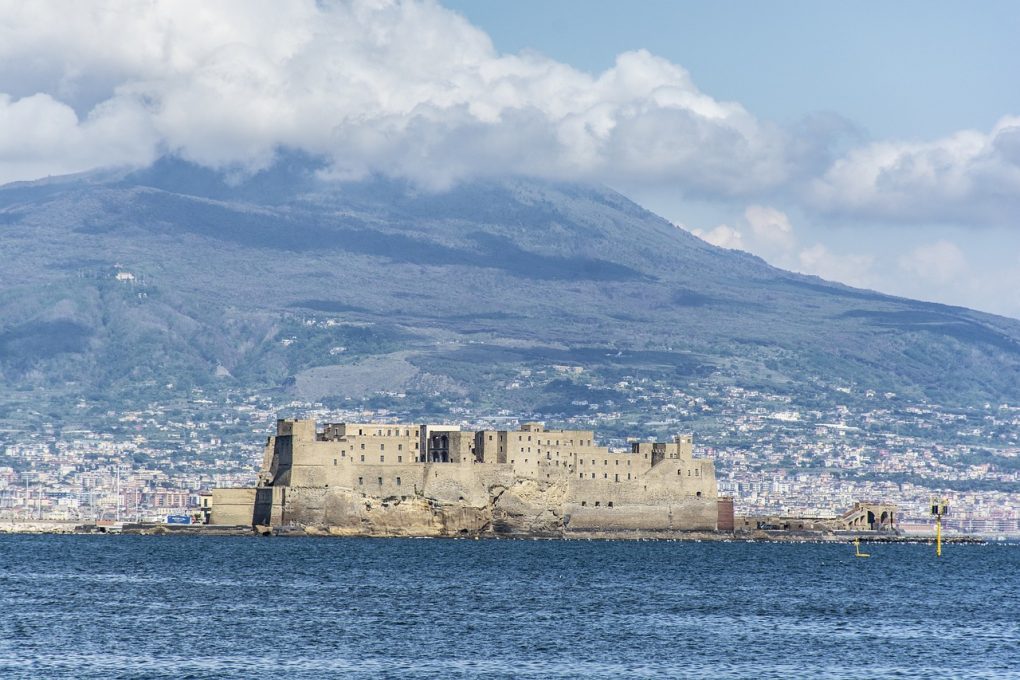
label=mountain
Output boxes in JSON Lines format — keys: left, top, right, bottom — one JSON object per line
{"left": 2, "top": 157, "right": 1020, "bottom": 422}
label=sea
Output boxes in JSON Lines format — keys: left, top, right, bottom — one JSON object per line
{"left": 0, "top": 535, "right": 1017, "bottom": 679}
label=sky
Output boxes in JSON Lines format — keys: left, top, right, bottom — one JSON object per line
{"left": 1, "top": 0, "right": 1019, "bottom": 317}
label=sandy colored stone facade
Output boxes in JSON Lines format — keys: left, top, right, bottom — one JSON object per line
{"left": 211, "top": 418, "right": 722, "bottom": 537}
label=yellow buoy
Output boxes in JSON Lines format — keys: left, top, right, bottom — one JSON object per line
{"left": 854, "top": 537, "right": 870, "bottom": 558}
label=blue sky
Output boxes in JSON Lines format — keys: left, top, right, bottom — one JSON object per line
{"left": 446, "top": 0, "right": 1020, "bottom": 140}
{"left": 1, "top": 0, "right": 1018, "bottom": 316}
{"left": 446, "top": 0, "right": 1020, "bottom": 317}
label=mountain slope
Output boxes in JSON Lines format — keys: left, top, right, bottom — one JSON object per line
{"left": 2, "top": 158, "right": 1019, "bottom": 416}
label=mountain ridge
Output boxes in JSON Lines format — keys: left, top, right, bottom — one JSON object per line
{"left": 2, "top": 157, "right": 1019, "bottom": 417}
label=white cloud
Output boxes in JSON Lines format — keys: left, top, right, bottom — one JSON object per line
{"left": 0, "top": 0, "right": 796, "bottom": 194}
{"left": 0, "top": 92, "right": 156, "bottom": 184}
{"left": 744, "top": 204, "right": 796, "bottom": 251}
{"left": 691, "top": 224, "right": 745, "bottom": 250}
{"left": 897, "top": 240, "right": 968, "bottom": 285}
{"left": 810, "top": 117, "right": 1020, "bottom": 226}
{"left": 796, "top": 244, "right": 875, "bottom": 289}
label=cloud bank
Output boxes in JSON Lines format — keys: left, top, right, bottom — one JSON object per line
{"left": 0, "top": 0, "right": 798, "bottom": 195}
{"left": 0, "top": 0, "right": 1017, "bottom": 229}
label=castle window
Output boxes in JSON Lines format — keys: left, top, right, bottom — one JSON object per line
{"left": 358, "top": 477, "right": 363, "bottom": 485}
{"left": 378, "top": 477, "right": 383, "bottom": 485}
{"left": 360, "top": 455, "right": 365, "bottom": 462}
{"left": 608, "top": 502, "right": 614, "bottom": 508}
{"left": 333, "top": 459, "right": 337, "bottom": 466}
{"left": 397, "top": 477, "right": 402, "bottom": 486}
{"left": 581, "top": 501, "right": 587, "bottom": 507}
{"left": 603, "top": 460, "right": 607, "bottom": 466}
{"left": 595, "top": 501, "right": 600, "bottom": 507}
{"left": 511, "top": 460, "right": 515, "bottom": 464}
{"left": 398, "top": 444, "right": 403, "bottom": 451}
{"left": 359, "top": 429, "right": 363, "bottom": 435}
{"left": 360, "top": 443, "right": 365, "bottom": 450}
{"left": 697, "top": 491, "right": 702, "bottom": 497}
{"left": 398, "top": 456, "right": 402, "bottom": 463}
{"left": 380, "top": 455, "right": 384, "bottom": 462}
{"left": 678, "top": 469, "right": 681, "bottom": 475}
{"left": 688, "top": 470, "right": 691, "bottom": 476}
{"left": 615, "top": 460, "right": 619, "bottom": 466}
{"left": 695, "top": 469, "right": 699, "bottom": 476}
{"left": 387, "top": 429, "right": 391, "bottom": 436}
{"left": 614, "top": 474, "right": 619, "bottom": 482}
{"left": 380, "top": 444, "right": 385, "bottom": 451}
{"left": 591, "top": 459, "right": 595, "bottom": 465}
{"left": 591, "top": 473, "right": 595, "bottom": 479}
{"left": 603, "top": 473, "right": 607, "bottom": 479}
{"left": 377, "top": 430, "right": 381, "bottom": 436}
{"left": 628, "top": 474, "right": 631, "bottom": 480}
{"left": 579, "top": 473, "right": 584, "bottom": 479}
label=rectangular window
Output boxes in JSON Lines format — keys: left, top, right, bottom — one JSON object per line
{"left": 360, "top": 443, "right": 365, "bottom": 450}
{"left": 358, "top": 477, "right": 363, "bottom": 485}
{"left": 579, "top": 473, "right": 584, "bottom": 479}
{"left": 360, "top": 454, "right": 365, "bottom": 462}
{"left": 380, "top": 444, "right": 385, "bottom": 451}
{"left": 398, "top": 444, "right": 403, "bottom": 451}
{"left": 380, "top": 455, "right": 384, "bottom": 462}
{"left": 595, "top": 501, "right": 600, "bottom": 507}
{"left": 396, "top": 477, "right": 401, "bottom": 486}
{"left": 378, "top": 477, "right": 383, "bottom": 485}
{"left": 398, "top": 456, "right": 402, "bottom": 463}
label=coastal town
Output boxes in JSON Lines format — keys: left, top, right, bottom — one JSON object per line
{"left": 2, "top": 366, "right": 1017, "bottom": 536}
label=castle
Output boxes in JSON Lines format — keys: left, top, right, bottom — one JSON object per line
{"left": 211, "top": 419, "right": 727, "bottom": 537}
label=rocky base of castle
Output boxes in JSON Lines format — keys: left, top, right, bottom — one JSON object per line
{"left": 242, "top": 480, "right": 721, "bottom": 538}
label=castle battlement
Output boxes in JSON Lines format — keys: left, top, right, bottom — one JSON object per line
{"left": 214, "top": 418, "right": 725, "bottom": 537}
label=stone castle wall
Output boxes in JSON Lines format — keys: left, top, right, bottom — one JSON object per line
{"left": 219, "top": 418, "right": 722, "bottom": 536}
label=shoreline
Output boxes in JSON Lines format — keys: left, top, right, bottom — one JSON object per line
{"left": 0, "top": 520, "right": 1001, "bottom": 543}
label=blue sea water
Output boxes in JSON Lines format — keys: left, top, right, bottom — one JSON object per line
{"left": 0, "top": 536, "right": 1018, "bottom": 679}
